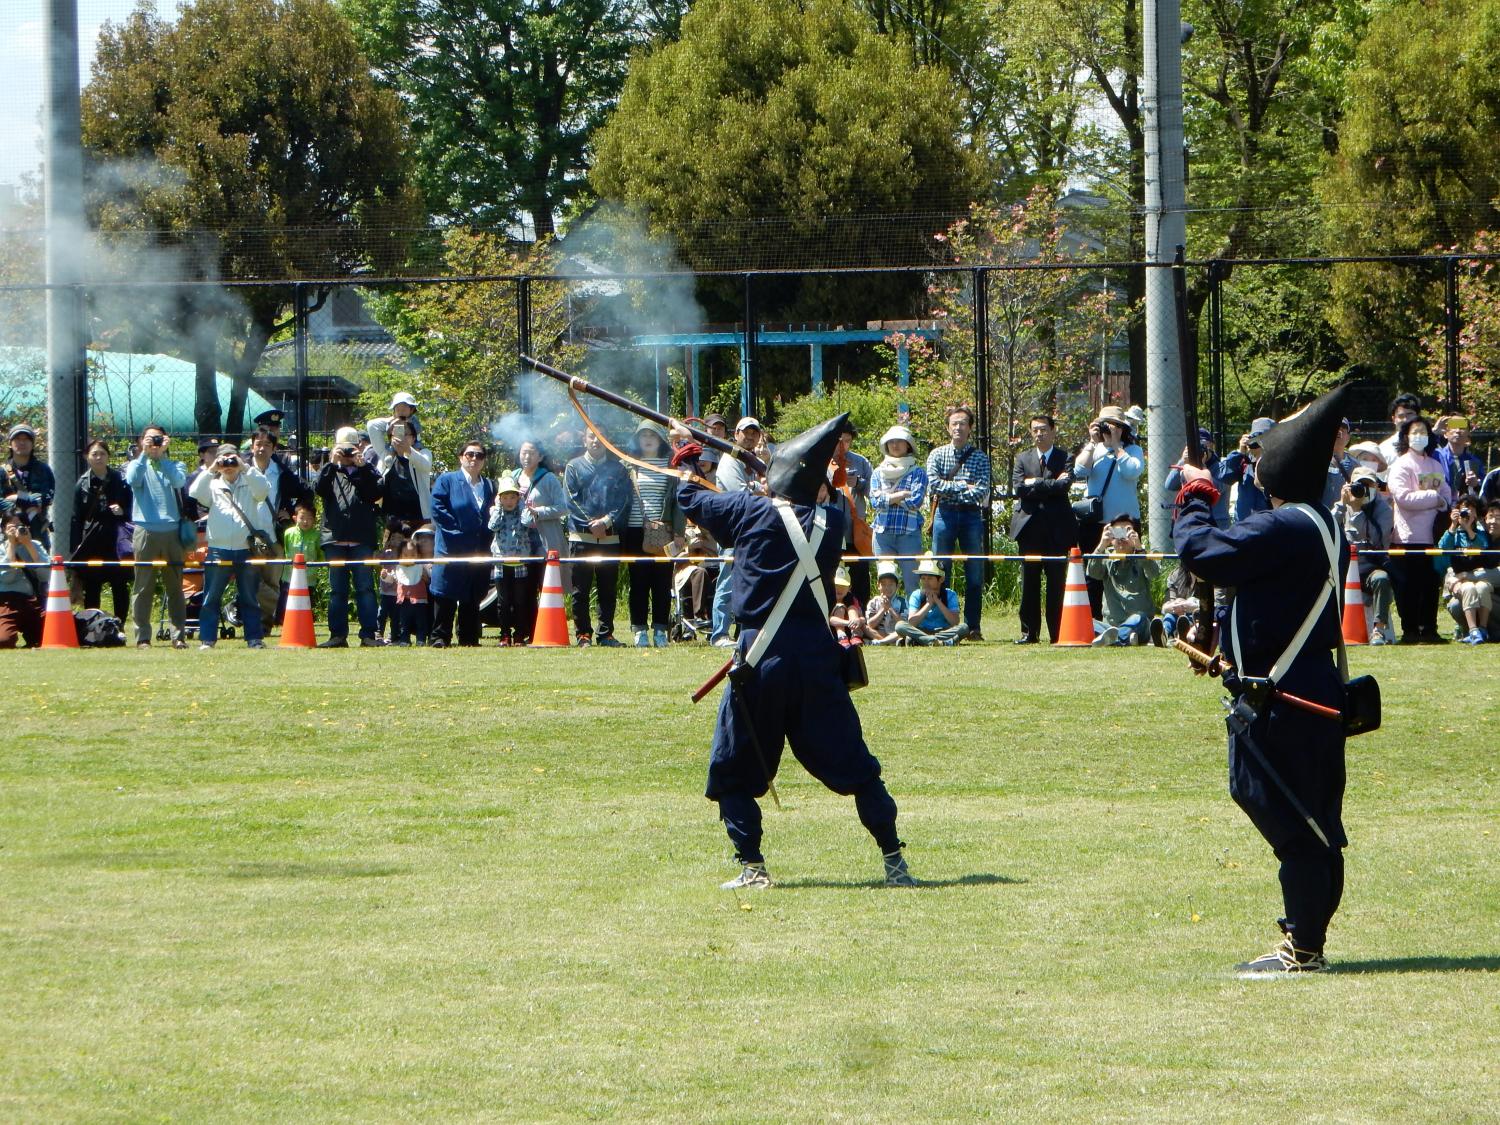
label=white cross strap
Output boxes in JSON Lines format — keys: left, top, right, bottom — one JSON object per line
{"left": 741, "top": 500, "right": 830, "bottom": 670}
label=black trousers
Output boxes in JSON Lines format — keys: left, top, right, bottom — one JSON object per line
{"left": 623, "top": 527, "right": 672, "bottom": 631}
{"left": 496, "top": 566, "right": 536, "bottom": 642}
{"left": 570, "top": 541, "right": 619, "bottom": 639}
{"left": 1391, "top": 545, "right": 1440, "bottom": 637}
{"left": 1017, "top": 553, "right": 1067, "bottom": 641}
{"left": 708, "top": 626, "right": 900, "bottom": 863}
{"left": 1275, "top": 840, "right": 1346, "bottom": 952}
{"left": 81, "top": 567, "right": 130, "bottom": 622}
{"left": 432, "top": 594, "right": 482, "bottom": 646}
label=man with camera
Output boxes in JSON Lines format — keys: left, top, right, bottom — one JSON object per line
{"left": 189, "top": 444, "right": 272, "bottom": 649}
{"left": 2, "top": 424, "right": 56, "bottom": 550}
{"left": 1332, "top": 466, "right": 1395, "bottom": 644}
{"left": 315, "top": 426, "right": 386, "bottom": 647}
{"left": 1219, "top": 417, "right": 1276, "bottom": 523}
{"left": 124, "top": 424, "right": 191, "bottom": 648}
{"left": 366, "top": 408, "right": 432, "bottom": 532}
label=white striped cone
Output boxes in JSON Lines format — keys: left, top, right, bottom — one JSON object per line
{"left": 40, "top": 555, "right": 79, "bottom": 648}
{"left": 280, "top": 553, "right": 316, "bottom": 648}
{"left": 1055, "top": 546, "right": 1094, "bottom": 646}
{"left": 531, "top": 549, "right": 569, "bottom": 646}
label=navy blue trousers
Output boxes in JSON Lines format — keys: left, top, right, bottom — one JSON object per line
{"left": 708, "top": 625, "right": 900, "bottom": 863}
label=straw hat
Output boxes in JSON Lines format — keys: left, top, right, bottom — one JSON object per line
{"left": 914, "top": 553, "right": 945, "bottom": 579}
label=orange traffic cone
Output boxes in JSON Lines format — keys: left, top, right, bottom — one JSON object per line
{"left": 280, "top": 553, "right": 317, "bottom": 648}
{"left": 1055, "top": 546, "right": 1094, "bottom": 647}
{"left": 39, "top": 555, "right": 79, "bottom": 649}
{"left": 530, "top": 549, "right": 569, "bottom": 647}
{"left": 1341, "top": 544, "right": 1368, "bottom": 645}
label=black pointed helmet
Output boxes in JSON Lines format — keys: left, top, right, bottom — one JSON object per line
{"left": 765, "top": 413, "right": 847, "bottom": 506}
{"left": 1255, "top": 384, "right": 1358, "bottom": 505}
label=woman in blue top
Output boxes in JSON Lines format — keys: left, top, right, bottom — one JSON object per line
{"left": 1073, "top": 407, "right": 1144, "bottom": 617}
{"left": 869, "top": 425, "right": 927, "bottom": 596}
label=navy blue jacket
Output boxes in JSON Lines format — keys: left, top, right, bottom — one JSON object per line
{"left": 678, "top": 482, "right": 844, "bottom": 632}
{"left": 1174, "top": 497, "right": 1348, "bottom": 689}
{"left": 430, "top": 470, "right": 497, "bottom": 600}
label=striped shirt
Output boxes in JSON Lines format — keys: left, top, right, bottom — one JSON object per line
{"left": 926, "top": 443, "right": 991, "bottom": 509}
{"left": 629, "top": 461, "right": 672, "bottom": 526}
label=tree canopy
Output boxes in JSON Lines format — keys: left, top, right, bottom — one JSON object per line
{"left": 1321, "top": 0, "right": 1500, "bottom": 382}
{"left": 81, "top": 0, "right": 420, "bottom": 435}
{"left": 590, "top": 0, "right": 982, "bottom": 274}
{"left": 341, "top": 0, "right": 671, "bottom": 238}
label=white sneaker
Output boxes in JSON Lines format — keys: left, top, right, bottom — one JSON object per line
{"left": 1091, "top": 626, "right": 1119, "bottom": 647}
{"left": 712, "top": 636, "right": 737, "bottom": 648}
{"left": 720, "top": 862, "right": 772, "bottom": 890}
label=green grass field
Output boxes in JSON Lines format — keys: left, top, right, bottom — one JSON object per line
{"left": 3, "top": 635, "right": 1498, "bottom": 1122}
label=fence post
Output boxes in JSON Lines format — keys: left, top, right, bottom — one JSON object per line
{"left": 516, "top": 275, "right": 532, "bottom": 414}
{"left": 293, "top": 281, "right": 308, "bottom": 476}
{"left": 972, "top": 267, "right": 992, "bottom": 569}
{"left": 740, "top": 273, "right": 756, "bottom": 418}
{"left": 1445, "top": 256, "right": 1461, "bottom": 410}
{"left": 1208, "top": 259, "right": 1226, "bottom": 449}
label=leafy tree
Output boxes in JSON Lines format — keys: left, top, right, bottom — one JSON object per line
{"left": 1418, "top": 236, "right": 1500, "bottom": 435}
{"left": 367, "top": 231, "right": 585, "bottom": 464}
{"left": 1321, "top": 0, "right": 1500, "bottom": 384}
{"left": 81, "top": 0, "right": 421, "bottom": 436}
{"left": 591, "top": 0, "right": 982, "bottom": 279}
{"left": 342, "top": 1, "right": 669, "bottom": 237}
{"left": 924, "top": 189, "right": 1132, "bottom": 483}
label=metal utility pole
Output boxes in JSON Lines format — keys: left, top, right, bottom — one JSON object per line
{"left": 1142, "top": 0, "right": 1189, "bottom": 550}
{"left": 45, "top": 0, "right": 87, "bottom": 557}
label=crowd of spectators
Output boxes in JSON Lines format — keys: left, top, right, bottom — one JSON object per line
{"left": 1, "top": 388, "right": 1497, "bottom": 651}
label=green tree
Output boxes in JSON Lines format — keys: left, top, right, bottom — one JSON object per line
{"left": 591, "top": 0, "right": 982, "bottom": 277}
{"left": 342, "top": 1, "right": 665, "bottom": 238}
{"left": 81, "top": 0, "right": 421, "bottom": 436}
{"left": 368, "top": 231, "right": 585, "bottom": 463}
{"left": 1321, "top": 0, "right": 1500, "bottom": 385}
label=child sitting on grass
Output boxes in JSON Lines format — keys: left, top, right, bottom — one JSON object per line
{"left": 862, "top": 560, "right": 906, "bottom": 645}
{"left": 829, "top": 565, "right": 864, "bottom": 647}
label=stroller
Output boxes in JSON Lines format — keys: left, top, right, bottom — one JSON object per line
{"left": 669, "top": 550, "right": 717, "bottom": 643}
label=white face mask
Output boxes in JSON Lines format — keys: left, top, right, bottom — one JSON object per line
{"left": 1409, "top": 433, "right": 1429, "bottom": 452}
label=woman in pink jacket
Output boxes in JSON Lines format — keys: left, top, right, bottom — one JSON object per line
{"left": 1387, "top": 416, "right": 1453, "bottom": 643}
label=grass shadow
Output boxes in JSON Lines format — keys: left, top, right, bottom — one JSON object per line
{"left": 772, "top": 873, "right": 1026, "bottom": 890}
{"left": 1332, "top": 955, "right": 1500, "bottom": 974}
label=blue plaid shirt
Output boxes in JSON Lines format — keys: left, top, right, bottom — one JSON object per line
{"left": 871, "top": 465, "right": 928, "bottom": 536}
{"left": 926, "top": 443, "right": 991, "bottom": 509}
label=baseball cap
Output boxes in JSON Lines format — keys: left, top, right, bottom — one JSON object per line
{"left": 702, "top": 413, "right": 726, "bottom": 428}
{"left": 7, "top": 423, "right": 35, "bottom": 441}
{"left": 390, "top": 392, "right": 418, "bottom": 410}
{"left": 735, "top": 416, "right": 762, "bottom": 433}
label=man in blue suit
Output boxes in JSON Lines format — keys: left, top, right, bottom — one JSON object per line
{"left": 429, "top": 439, "right": 497, "bottom": 647}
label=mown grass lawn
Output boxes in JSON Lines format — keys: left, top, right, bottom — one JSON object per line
{"left": 2, "top": 635, "right": 1497, "bottom": 1122}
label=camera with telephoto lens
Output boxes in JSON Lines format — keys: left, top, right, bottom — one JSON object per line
{"left": 1459, "top": 507, "right": 1474, "bottom": 520}
{"left": 217, "top": 454, "right": 240, "bottom": 468}
{"left": 147, "top": 434, "right": 167, "bottom": 447}
{"left": 1349, "top": 480, "right": 1369, "bottom": 500}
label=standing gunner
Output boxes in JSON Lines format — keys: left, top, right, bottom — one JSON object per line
{"left": 669, "top": 413, "right": 914, "bottom": 890}
{"left": 1173, "top": 385, "right": 1355, "bottom": 975}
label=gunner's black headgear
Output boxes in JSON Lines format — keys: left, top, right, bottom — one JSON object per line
{"left": 1255, "top": 384, "right": 1358, "bottom": 505}
{"left": 765, "top": 413, "right": 847, "bottom": 507}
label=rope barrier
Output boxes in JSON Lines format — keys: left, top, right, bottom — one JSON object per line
{"left": 18, "top": 545, "right": 1500, "bottom": 569}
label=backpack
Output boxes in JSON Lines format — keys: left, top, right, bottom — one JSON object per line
{"left": 74, "top": 608, "right": 126, "bottom": 648}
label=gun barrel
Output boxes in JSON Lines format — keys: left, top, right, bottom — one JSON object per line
{"left": 521, "top": 354, "right": 768, "bottom": 476}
